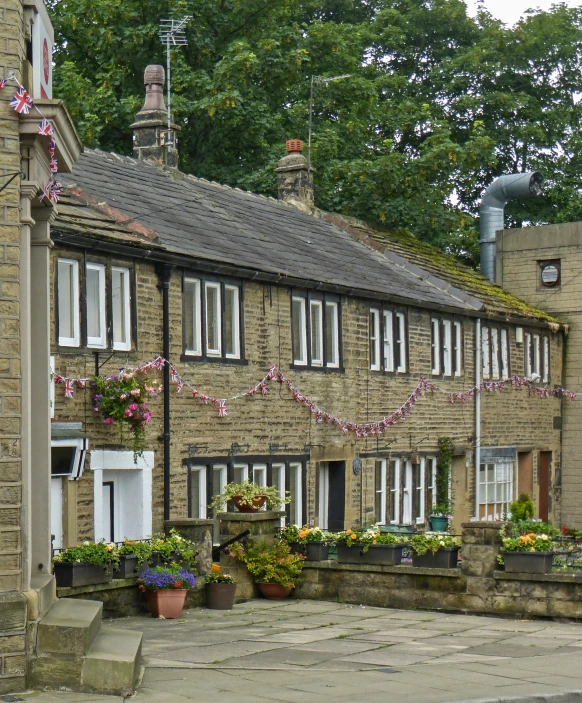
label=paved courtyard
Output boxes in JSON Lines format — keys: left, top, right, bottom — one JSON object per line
{"left": 22, "top": 599, "right": 582, "bottom": 703}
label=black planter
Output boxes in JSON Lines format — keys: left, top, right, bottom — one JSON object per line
{"left": 113, "top": 554, "right": 139, "bottom": 579}
{"left": 289, "top": 543, "right": 304, "bottom": 555}
{"left": 336, "top": 544, "right": 367, "bottom": 565}
{"left": 412, "top": 547, "right": 460, "bottom": 569}
{"left": 363, "top": 544, "right": 403, "bottom": 566}
{"left": 306, "top": 543, "right": 330, "bottom": 561}
{"left": 503, "top": 551, "right": 554, "bottom": 574}
{"left": 206, "top": 582, "right": 236, "bottom": 610}
{"left": 53, "top": 562, "right": 112, "bottom": 588}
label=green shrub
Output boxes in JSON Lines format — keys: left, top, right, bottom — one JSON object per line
{"left": 510, "top": 493, "right": 535, "bottom": 521}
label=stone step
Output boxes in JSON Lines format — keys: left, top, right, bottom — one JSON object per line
{"left": 37, "top": 598, "right": 103, "bottom": 655}
{"left": 82, "top": 628, "right": 142, "bottom": 696}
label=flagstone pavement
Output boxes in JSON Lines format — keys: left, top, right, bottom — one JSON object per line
{"left": 22, "top": 599, "right": 582, "bottom": 702}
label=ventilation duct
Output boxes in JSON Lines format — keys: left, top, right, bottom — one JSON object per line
{"left": 479, "top": 172, "right": 543, "bottom": 282}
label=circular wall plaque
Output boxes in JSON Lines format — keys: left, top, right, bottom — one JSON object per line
{"left": 541, "top": 263, "right": 559, "bottom": 287}
{"left": 352, "top": 458, "right": 361, "bottom": 475}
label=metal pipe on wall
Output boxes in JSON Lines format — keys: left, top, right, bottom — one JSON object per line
{"left": 475, "top": 318, "right": 481, "bottom": 520}
{"left": 157, "top": 263, "right": 172, "bottom": 522}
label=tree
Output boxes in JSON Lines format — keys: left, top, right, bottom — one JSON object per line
{"left": 49, "top": 0, "right": 582, "bottom": 267}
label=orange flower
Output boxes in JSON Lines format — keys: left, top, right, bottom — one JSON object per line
{"left": 346, "top": 529, "right": 353, "bottom": 535}
{"left": 211, "top": 563, "right": 221, "bottom": 573}
{"left": 298, "top": 529, "right": 309, "bottom": 539}
{"left": 351, "top": 533, "right": 357, "bottom": 540}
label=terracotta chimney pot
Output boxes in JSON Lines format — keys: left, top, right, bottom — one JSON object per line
{"left": 286, "top": 139, "right": 303, "bottom": 154}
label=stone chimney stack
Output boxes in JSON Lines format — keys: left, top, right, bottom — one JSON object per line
{"left": 131, "top": 64, "right": 179, "bottom": 168}
{"left": 275, "top": 139, "right": 314, "bottom": 214}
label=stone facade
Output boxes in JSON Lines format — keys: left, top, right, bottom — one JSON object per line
{"left": 496, "top": 222, "right": 582, "bottom": 528}
{"left": 50, "top": 239, "right": 564, "bottom": 542}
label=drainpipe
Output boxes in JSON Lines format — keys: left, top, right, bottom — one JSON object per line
{"left": 157, "top": 264, "right": 172, "bottom": 522}
{"left": 475, "top": 318, "right": 481, "bottom": 520}
{"left": 479, "top": 172, "right": 543, "bottom": 282}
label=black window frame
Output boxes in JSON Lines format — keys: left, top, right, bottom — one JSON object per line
{"left": 290, "top": 290, "right": 343, "bottom": 372}
{"left": 185, "top": 455, "right": 308, "bottom": 524}
{"left": 180, "top": 272, "right": 246, "bottom": 365}
{"left": 481, "top": 323, "right": 511, "bottom": 381}
{"left": 430, "top": 315, "right": 463, "bottom": 378}
{"left": 55, "top": 251, "right": 137, "bottom": 353}
{"left": 368, "top": 303, "right": 408, "bottom": 374}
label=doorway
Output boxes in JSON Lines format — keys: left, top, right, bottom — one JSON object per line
{"left": 102, "top": 481, "right": 115, "bottom": 542}
{"left": 50, "top": 478, "right": 63, "bottom": 550}
{"left": 539, "top": 452, "right": 551, "bottom": 522}
{"left": 317, "top": 461, "right": 345, "bottom": 530}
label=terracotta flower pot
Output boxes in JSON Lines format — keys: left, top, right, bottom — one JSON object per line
{"left": 257, "top": 582, "right": 292, "bottom": 600}
{"left": 147, "top": 589, "right": 187, "bottom": 618}
{"left": 231, "top": 495, "right": 267, "bottom": 512}
{"left": 206, "top": 582, "right": 236, "bottom": 610}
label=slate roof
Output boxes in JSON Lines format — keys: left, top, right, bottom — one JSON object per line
{"left": 55, "top": 149, "right": 558, "bottom": 325}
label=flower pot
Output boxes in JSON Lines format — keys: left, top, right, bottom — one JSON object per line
{"left": 53, "top": 562, "right": 112, "bottom": 588}
{"left": 502, "top": 551, "right": 554, "bottom": 574}
{"left": 206, "top": 582, "right": 236, "bottom": 610}
{"left": 412, "top": 547, "right": 460, "bottom": 569}
{"left": 147, "top": 589, "right": 188, "bottom": 618}
{"left": 429, "top": 517, "right": 449, "bottom": 532}
{"left": 257, "top": 583, "right": 293, "bottom": 600}
{"left": 336, "top": 544, "right": 367, "bottom": 565}
{"left": 363, "top": 544, "right": 403, "bottom": 566}
{"left": 306, "top": 542, "right": 330, "bottom": 561}
{"left": 231, "top": 495, "right": 267, "bottom": 512}
{"left": 113, "top": 554, "right": 139, "bottom": 579}
{"left": 288, "top": 543, "right": 304, "bottom": 555}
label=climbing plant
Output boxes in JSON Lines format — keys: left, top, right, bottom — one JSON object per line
{"left": 436, "top": 436, "right": 454, "bottom": 514}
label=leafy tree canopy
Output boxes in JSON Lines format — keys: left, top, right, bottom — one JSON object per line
{"left": 48, "top": 0, "right": 582, "bottom": 267}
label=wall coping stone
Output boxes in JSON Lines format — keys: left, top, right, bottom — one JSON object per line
{"left": 494, "top": 570, "right": 582, "bottom": 584}
{"left": 57, "top": 578, "right": 136, "bottom": 598}
{"left": 303, "top": 561, "right": 463, "bottom": 578}
{"left": 461, "top": 522, "right": 504, "bottom": 529}
{"left": 165, "top": 519, "right": 214, "bottom": 527}
{"left": 218, "top": 512, "right": 285, "bottom": 522}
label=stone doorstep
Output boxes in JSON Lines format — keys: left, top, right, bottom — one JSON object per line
{"left": 81, "top": 628, "right": 142, "bottom": 696}
{"left": 37, "top": 599, "right": 103, "bottom": 656}
{"left": 303, "top": 562, "right": 463, "bottom": 578}
{"left": 25, "top": 574, "right": 57, "bottom": 622}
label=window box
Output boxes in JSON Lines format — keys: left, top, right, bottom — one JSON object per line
{"left": 113, "top": 554, "right": 140, "bottom": 579}
{"left": 411, "top": 547, "right": 459, "bottom": 569}
{"left": 306, "top": 542, "right": 330, "bottom": 561}
{"left": 502, "top": 551, "right": 554, "bottom": 574}
{"left": 336, "top": 544, "right": 403, "bottom": 566}
{"left": 53, "top": 562, "right": 112, "bottom": 588}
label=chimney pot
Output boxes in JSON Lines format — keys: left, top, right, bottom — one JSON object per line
{"left": 286, "top": 139, "right": 303, "bottom": 154}
{"left": 276, "top": 138, "right": 314, "bottom": 214}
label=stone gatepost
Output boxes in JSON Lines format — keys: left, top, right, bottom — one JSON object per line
{"left": 165, "top": 518, "right": 214, "bottom": 607}
{"left": 461, "top": 521, "right": 506, "bottom": 607}
{"left": 218, "top": 512, "right": 284, "bottom": 602}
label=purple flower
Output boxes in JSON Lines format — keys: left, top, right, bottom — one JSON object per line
{"left": 124, "top": 409, "right": 132, "bottom": 417}
{"left": 129, "top": 403, "right": 139, "bottom": 411}
{"left": 103, "top": 418, "right": 114, "bottom": 425}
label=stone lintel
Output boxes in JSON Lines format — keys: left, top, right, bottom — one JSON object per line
{"left": 165, "top": 518, "right": 214, "bottom": 527}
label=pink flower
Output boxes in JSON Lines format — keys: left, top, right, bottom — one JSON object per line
{"left": 129, "top": 403, "right": 138, "bottom": 411}
{"left": 124, "top": 409, "right": 133, "bottom": 416}
{"left": 94, "top": 407, "right": 99, "bottom": 412}
{"left": 131, "top": 389, "right": 140, "bottom": 396}
{"left": 103, "top": 418, "right": 114, "bottom": 425}
{"left": 141, "top": 403, "right": 148, "bottom": 410}
{"left": 120, "top": 393, "right": 128, "bottom": 399}
{"left": 144, "top": 412, "right": 152, "bottom": 422}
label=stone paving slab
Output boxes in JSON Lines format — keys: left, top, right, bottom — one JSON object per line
{"left": 18, "top": 600, "right": 582, "bottom": 702}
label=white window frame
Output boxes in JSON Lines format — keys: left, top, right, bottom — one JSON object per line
{"left": 478, "top": 459, "right": 514, "bottom": 521}
{"left": 383, "top": 311, "right": 394, "bottom": 372}
{"left": 205, "top": 282, "right": 222, "bottom": 356}
{"left": 491, "top": 327, "right": 500, "bottom": 380}
{"left": 454, "top": 322, "right": 462, "bottom": 377}
{"left": 318, "top": 462, "right": 329, "bottom": 529}
{"left": 224, "top": 285, "right": 240, "bottom": 359}
{"left": 289, "top": 462, "right": 303, "bottom": 526}
{"left": 292, "top": 296, "right": 307, "bottom": 365}
{"left": 86, "top": 263, "right": 106, "bottom": 349}
{"left": 390, "top": 458, "right": 401, "bottom": 525}
{"left": 272, "top": 462, "right": 286, "bottom": 526}
{"left": 325, "top": 301, "right": 340, "bottom": 368}
{"left": 415, "top": 459, "right": 425, "bottom": 523}
{"left": 252, "top": 464, "right": 267, "bottom": 487}
{"left": 189, "top": 465, "right": 207, "bottom": 519}
{"left": 51, "top": 437, "right": 89, "bottom": 479}
{"left": 370, "top": 308, "right": 380, "bottom": 371}
{"left": 533, "top": 334, "right": 541, "bottom": 377}
{"left": 111, "top": 266, "right": 131, "bottom": 352}
{"left": 402, "top": 459, "right": 413, "bottom": 524}
{"left": 57, "top": 258, "right": 80, "bottom": 347}
{"left": 50, "top": 355, "right": 55, "bottom": 419}
{"left": 395, "top": 312, "right": 406, "bottom": 373}
{"left": 442, "top": 320, "right": 452, "bottom": 376}
{"left": 482, "top": 326, "right": 491, "bottom": 379}
{"left": 184, "top": 277, "right": 202, "bottom": 356}
{"left": 310, "top": 300, "right": 323, "bottom": 366}
{"left": 431, "top": 318, "right": 440, "bottom": 375}
{"left": 543, "top": 337, "right": 550, "bottom": 383}
{"left": 525, "top": 333, "right": 532, "bottom": 378}
{"left": 500, "top": 328, "right": 509, "bottom": 379}
{"left": 427, "top": 456, "right": 437, "bottom": 513}
{"left": 233, "top": 463, "right": 249, "bottom": 484}
{"left": 213, "top": 464, "right": 228, "bottom": 500}
{"left": 375, "top": 458, "right": 387, "bottom": 526}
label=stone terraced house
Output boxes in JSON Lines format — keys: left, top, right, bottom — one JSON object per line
{"left": 46, "top": 66, "right": 566, "bottom": 551}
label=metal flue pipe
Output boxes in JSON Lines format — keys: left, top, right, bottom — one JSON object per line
{"left": 479, "top": 172, "right": 543, "bottom": 282}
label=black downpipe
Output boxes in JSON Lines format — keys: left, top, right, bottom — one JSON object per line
{"left": 157, "top": 264, "right": 173, "bottom": 522}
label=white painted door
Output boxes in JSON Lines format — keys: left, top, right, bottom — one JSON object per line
{"left": 402, "top": 460, "right": 413, "bottom": 525}
{"left": 102, "top": 481, "right": 114, "bottom": 542}
{"left": 318, "top": 463, "right": 330, "bottom": 529}
{"left": 50, "top": 477, "right": 63, "bottom": 550}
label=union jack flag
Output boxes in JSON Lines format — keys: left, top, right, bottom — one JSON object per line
{"left": 38, "top": 118, "right": 54, "bottom": 136}
{"left": 48, "top": 139, "right": 55, "bottom": 156}
{"left": 341, "top": 425, "right": 348, "bottom": 435}
{"left": 64, "top": 379, "right": 75, "bottom": 398}
{"left": 154, "top": 356, "right": 165, "bottom": 370}
{"left": 247, "top": 387, "right": 257, "bottom": 396}
{"left": 10, "top": 87, "right": 32, "bottom": 114}
{"left": 192, "top": 389, "right": 198, "bottom": 398}
{"left": 53, "top": 374, "right": 63, "bottom": 384}
{"left": 260, "top": 382, "right": 268, "bottom": 396}
{"left": 170, "top": 368, "right": 179, "bottom": 383}
{"left": 355, "top": 429, "right": 362, "bottom": 438}
{"left": 199, "top": 394, "right": 209, "bottom": 404}
{"left": 176, "top": 382, "right": 183, "bottom": 393}
{"left": 267, "top": 365, "right": 277, "bottom": 380}
{"left": 449, "top": 394, "right": 455, "bottom": 405}
{"left": 316, "top": 413, "right": 323, "bottom": 423}
{"left": 293, "top": 391, "right": 302, "bottom": 402}
{"left": 0, "top": 78, "right": 9, "bottom": 90}
{"left": 49, "top": 157, "right": 58, "bottom": 174}
{"left": 77, "top": 379, "right": 86, "bottom": 388}
{"left": 218, "top": 400, "right": 227, "bottom": 417}
{"left": 571, "top": 393, "right": 577, "bottom": 401}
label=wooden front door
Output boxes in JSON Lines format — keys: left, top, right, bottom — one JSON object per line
{"left": 538, "top": 452, "right": 551, "bottom": 522}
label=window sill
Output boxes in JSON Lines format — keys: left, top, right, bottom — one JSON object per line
{"left": 290, "top": 364, "right": 345, "bottom": 374}
{"left": 180, "top": 354, "right": 248, "bottom": 366}
{"left": 370, "top": 369, "right": 408, "bottom": 376}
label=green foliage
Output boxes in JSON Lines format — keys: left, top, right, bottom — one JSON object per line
{"left": 53, "top": 541, "right": 119, "bottom": 568}
{"left": 510, "top": 493, "right": 535, "bottom": 522}
{"left": 118, "top": 539, "right": 152, "bottom": 563}
{"left": 205, "top": 572, "right": 236, "bottom": 584}
{"left": 149, "top": 529, "right": 198, "bottom": 567}
{"left": 501, "top": 533, "right": 553, "bottom": 553}
{"left": 280, "top": 525, "right": 326, "bottom": 544}
{"left": 48, "top": 1, "right": 582, "bottom": 264}
{"left": 335, "top": 528, "right": 405, "bottom": 552}
{"left": 515, "top": 520, "right": 560, "bottom": 538}
{"left": 229, "top": 539, "right": 305, "bottom": 588}
{"left": 436, "top": 437, "right": 454, "bottom": 515}
{"left": 208, "top": 481, "right": 289, "bottom": 512}
{"left": 410, "top": 533, "right": 461, "bottom": 556}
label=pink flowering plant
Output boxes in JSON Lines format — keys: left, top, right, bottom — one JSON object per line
{"left": 92, "top": 370, "right": 160, "bottom": 460}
